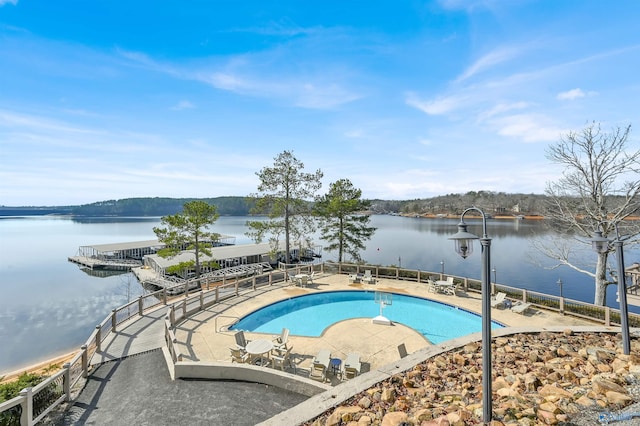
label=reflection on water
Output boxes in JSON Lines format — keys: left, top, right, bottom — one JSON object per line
{"left": 0, "top": 214, "right": 638, "bottom": 373}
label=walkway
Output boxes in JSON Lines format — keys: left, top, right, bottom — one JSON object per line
{"left": 91, "top": 306, "right": 167, "bottom": 365}
{"left": 61, "top": 350, "right": 307, "bottom": 425}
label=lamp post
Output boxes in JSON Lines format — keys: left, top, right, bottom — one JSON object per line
{"left": 591, "top": 225, "right": 631, "bottom": 355}
{"left": 492, "top": 267, "right": 497, "bottom": 284}
{"left": 557, "top": 278, "right": 563, "bottom": 299}
{"left": 440, "top": 260, "right": 445, "bottom": 280}
{"left": 449, "top": 207, "right": 492, "bottom": 423}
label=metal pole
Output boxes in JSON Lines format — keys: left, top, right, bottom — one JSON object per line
{"left": 480, "top": 235, "right": 492, "bottom": 423}
{"left": 614, "top": 240, "right": 631, "bottom": 355}
{"left": 557, "top": 278, "right": 563, "bottom": 299}
{"left": 440, "top": 260, "right": 444, "bottom": 279}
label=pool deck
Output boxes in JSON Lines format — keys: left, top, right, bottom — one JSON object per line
{"left": 173, "top": 272, "right": 596, "bottom": 385}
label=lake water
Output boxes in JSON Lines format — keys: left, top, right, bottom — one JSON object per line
{"left": 1, "top": 214, "right": 638, "bottom": 374}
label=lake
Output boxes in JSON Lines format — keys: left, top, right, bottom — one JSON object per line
{"left": 1, "top": 214, "right": 638, "bottom": 374}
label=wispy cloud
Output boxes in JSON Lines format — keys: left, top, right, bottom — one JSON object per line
{"left": 0, "top": 0, "right": 18, "bottom": 6}
{"left": 489, "top": 114, "right": 565, "bottom": 143}
{"left": 556, "top": 88, "right": 598, "bottom": 101}
{"left": 456, "top": 46, "right": 522, "bottom": 82}
{"left": 170, "top": 100, "right": 195, "bottom": 110}
{"left": 405, "top": 92, "right": 468, "bottom": 115}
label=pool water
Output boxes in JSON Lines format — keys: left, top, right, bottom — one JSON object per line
{"left": 230, "top": 291, "right": 503, "bottom": 344}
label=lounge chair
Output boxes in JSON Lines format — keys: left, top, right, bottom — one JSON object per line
{"left": 272, "top": 327, "right": 290, "bottom": 350}
{"left": 308, "top": 271, "right": 315, "bottom": 284}
{"left": 270, "top": 346, "right": 295, "bottom": 372}
{"left": 234, "top": 330, "right": 250, "bottom": 350}
{"left": 348, "top": 273, "right": 360, "bottom": 283}
{"left": 490, "top": 292, "right": 507, "bottom": 308}
{"left": 362, "top": 269, "right": 376, "bottom": 284}
{"left": 230, "top": 347, "right": 249, "bottom": 363}
{"left": 309, "top": 349, "right": 331, "bottom": 382}
{"left": 341, "top": 352, "right": 361, "bottom": 380}
{"left": 511, "top": 302, "right": 532, "bottom": 315}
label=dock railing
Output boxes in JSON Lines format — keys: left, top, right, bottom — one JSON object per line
{"left": 2, "top": 261, "right": 638, "bottom": 425}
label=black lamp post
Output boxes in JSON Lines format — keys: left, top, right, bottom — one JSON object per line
{"left": 591, "top": 226, "right": 631, "bottom": 355}
{"left": 449, "top": 207, "right": 492, "bottom": 423}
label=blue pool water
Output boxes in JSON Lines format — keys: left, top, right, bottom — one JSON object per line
{"left": 230, "top": 291, "right": 503, "bottom": 344}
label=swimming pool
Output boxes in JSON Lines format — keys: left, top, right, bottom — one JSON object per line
{"left": 230, "top": 291, "right": 503, "bottom": 344}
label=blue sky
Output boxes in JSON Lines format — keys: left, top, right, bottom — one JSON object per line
{"left": 1, "top": 0, "right": 639, "bottom": 206}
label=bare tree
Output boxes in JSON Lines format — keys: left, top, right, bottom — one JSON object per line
{"left": 540, "top": 122, "right": 640, "bottom": 305}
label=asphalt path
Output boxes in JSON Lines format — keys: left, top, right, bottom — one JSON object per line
{"left": 57, "top": 349, "right": 307, "bottom": 425}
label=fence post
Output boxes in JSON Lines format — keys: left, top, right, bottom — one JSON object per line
{"left": 163, "top": 288, "right": 167, "bottom": 305}
{"left": 182, "top": 300, "right": 187, "bottom": 318}
{"left": 95, "top": 325, "right": 101, "bottom": 352}
{"left": 138, "top": 296, "right": 144, "bottom": 316}
{"left": 81, "top": 345, "right": 88, "bottom": 378}
{"left": 235, "top": 281, "right": 239, "bottom": 296}
{"left": 19, "top": 387, "right": 33, "bottom": 426}
{"left": 252, "top": 276, "right": 256, "bottom": 290}
{"left": 269, "top": 271, "right": 272, "bottom": 286}
{"left": 63, "top": 362, "right": 71, "bottom": 401}
{"left": 463, "top": 277, "right": 469, "bottom": 292}
{"left": 522, "top": 289, "right": 528, "bottom": 303}
{"left": 215, "top": 286, "right": 219, "bottom": 303}
{"left": 170, "top": 305, "right": 176, "bottom": 326}
{"left": 605, "top": 307, "right": 611, "bottom": 326}
{"left": 559, "top": 297, "right": 564, "bottom": 314}
{"left": 111, "top": 309, "right": 117, "bottom": 332}
{"left": 199, "top": 291, "right": 204, "bottom": 310}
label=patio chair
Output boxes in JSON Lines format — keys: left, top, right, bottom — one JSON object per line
{"left": 229, "top": 347, "right": 249, "bottom": 363}
{"left": 426, "top": 277, "right": 438, "bottom": 293}
{"left": 341, "top": 352, "right": 361, "bottom": 380}
{"left": 287, "top": 272, "right": 297, "bottom": 285}
{"left": 270, "top": 346, "right": 295, "bottom": 372}
{"left": 299, "top": 275, "right": 309, "bottom": 287}
{"left": 234, "top": 330, "right": 250, "bottom": 350}
{"left": 511, "top": 302, "right": 532, "bottom": 315}
{"left": 309, "top": 362, "right": 327, "bottom": 382}
{"left": 490, "top": 292, "right": 507, "bottom": 308}
{"left": 362, "top": 269, "right": 376, "bottom": 284}
{"left": 272, "top": 327, "right": 290, "bottom": 350}
{"left": 309, "top": 349, "right": 331, "bottom": 382}
{"left": 348, "top": 273, "right": 360, "bottom": 283}
{"left": 308, "top": 271, "right": 315, "bottom": 284}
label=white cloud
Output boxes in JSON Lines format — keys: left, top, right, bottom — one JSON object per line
{"left": 457, "top": 46, "right": 522, "bottom": 82}
{"left": 557, "top": 88, "right": 585, "bottom": 100}
{"left": 490, "top": 114, "right": 565, "bottom": 143}
{"left": 405, "top": 92, "right": 467, "bottom": 115}
{"left": 0, "top": 0, "right": 18, "bottom": 6}
{"left": 477, "top": 101, "right": 530, "bottom": 121}
{"left": 171, "top": 100, "right": 195, "bottom": 110}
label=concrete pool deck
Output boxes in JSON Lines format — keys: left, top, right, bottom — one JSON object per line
{"left": 172, "top": 272, "right": 597, "bottom": 385}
